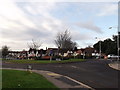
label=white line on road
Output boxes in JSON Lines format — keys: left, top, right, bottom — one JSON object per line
{"left": 64, "top": 75, "right": 94, "bottom": 90}
{"left": 71, "top": 65, "right": 78, "bottom": 68}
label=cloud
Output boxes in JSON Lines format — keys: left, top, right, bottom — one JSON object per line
{"left": 75, "top": 21, "right": 103, "bottom": 33}
{"left": 97, "top": 3, "right": 117, "bottom": 16}
{"left": 70, "top": 30, "right": 92, "bottom": 41}
{"left": 0, "top": 1, "right": 67, "bottom": 50}
{"left": 0, "top": 1, "right": 117, "bottom": 50}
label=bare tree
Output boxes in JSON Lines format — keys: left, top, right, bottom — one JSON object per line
{"left": 27, "top": 39, "right": 42, "bottom": 50}
{"left": 55, "top": 30, "right": 77, "bottom": 50}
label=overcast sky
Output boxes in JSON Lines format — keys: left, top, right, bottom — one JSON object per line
{"left": 0, "top": 0, "right": 119, "bottom": 51}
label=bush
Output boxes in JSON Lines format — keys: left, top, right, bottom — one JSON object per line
{"left": 76, "top": 55, "right": 83, "bottom": 59}
{"left": 62, "top": 57, "right": 69, "bottom": 60}
{"left": 52, "top": 55, "right": 69, "bottom": 60}
{"left": 53, "top": 55, "right": 62, "bottom": 59}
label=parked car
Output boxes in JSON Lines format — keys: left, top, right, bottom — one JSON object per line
{"left": 107, "top": 54, "right": 119, "bottom": 59}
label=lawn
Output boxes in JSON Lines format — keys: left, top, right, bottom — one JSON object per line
{"left": 2, "top": 69, "right": 58, "bottom": 88}
{"left": 3, "top": 59, "right": 85, "bottom": 64}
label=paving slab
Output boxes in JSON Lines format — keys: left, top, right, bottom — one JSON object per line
{"left": 109, "top": 61, "right": 120, "bottom": 70}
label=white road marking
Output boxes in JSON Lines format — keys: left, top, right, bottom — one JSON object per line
{"left": 64, "top": 76, "right": 94, "bottom": 90}
{"left": 71, "top": 65, "right": 78, "bottom": 68}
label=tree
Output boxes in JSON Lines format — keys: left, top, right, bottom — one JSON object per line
{"left": 93, "top": 36, "right": 117, "bottom": 55}
{"left": 1, "top": 45, "right": 9, "bottom": 59}
{"left": 113, "top": 35, "right": 117, "bottom": 42}
{"left": 55, "top": 30, "right": 77, "bottom": 50}
{"left": 27, "top": 39, "right": 42, "bottom": 50}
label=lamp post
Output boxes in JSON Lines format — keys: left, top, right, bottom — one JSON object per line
{"left": 95, "top": 37, "right": 102, "bottom": 59}
{"left": 109, "top": 27, "right": 120, "bottom": 61}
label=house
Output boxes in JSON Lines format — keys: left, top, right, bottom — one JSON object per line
{"left": 20, "top": 50, "right": 28, "bottom": 59}
{"left": 6, "top": 46, "right": 99, "bottom": 60}
{"left": 7, "top": 50, "right": 28, "bottom": 59}
{"left": 7, "top": 51, "right": 21, "bottom": 59}
{"left": 46, "top": 48, "right": 59, "bottom": 56}
{"left": 75, "top": 49, "right": 83, "bottom": 55}
{"left": 28, "top": 48, "right": 47, "bottom": 59}
{"left": 82, "top": 47, "right": 97, "bottom": 58}
{"left": 46, "top": 48, "right": 75, "bottom": 57}
{"left": 28, "top": 48, "right": 36, "bottom": 58}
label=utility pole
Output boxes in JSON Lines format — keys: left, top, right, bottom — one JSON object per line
{"left": 99, "top": 40, "right": 102, "bottom": 59}
{"left": 118, "top": 1, "right": 120, "bottom": 61}
{"left": 95, "top": 37, "right": 102, "bottom": 59}
{"left": 109, "top": 26, "right": 119, "bottom": 61}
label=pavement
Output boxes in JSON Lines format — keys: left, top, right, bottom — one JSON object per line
{"left": 109, "top": 61, "right": 120, "bottom": 70}
{"left": 2, "top": 59, "right": 120, "bottom": 89}
{"left": 2, "top": 68, "right": 93, "bottom": 90}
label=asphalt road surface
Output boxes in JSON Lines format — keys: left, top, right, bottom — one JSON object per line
{"left": 2, "top": 60, "right": 120, "bottom": 89}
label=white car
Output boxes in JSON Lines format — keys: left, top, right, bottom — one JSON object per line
{"left": 107, "top": 54, "right": 119, "bottom": 59}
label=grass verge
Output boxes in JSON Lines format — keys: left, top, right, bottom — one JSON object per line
{"left": 3, "top": 59, "right": 85, "bottom": 64}
{"left": 2, "top": 69, "right": 58, "bottom": 88}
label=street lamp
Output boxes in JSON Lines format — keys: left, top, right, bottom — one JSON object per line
{"left": 109, "top": 26, "right": 120, "bottom": 61}
{"left": 95, "top": 37, "right": 102, "bottom": 59}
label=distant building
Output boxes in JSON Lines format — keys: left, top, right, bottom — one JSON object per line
{"left": 7, "top": 50, "right": 28, "bottom": 59}
{"left": 6, "top": 47, "right": 99, "bottom": 60}
{"left": 28, "top": 48, "right": 47, "bottom": 59}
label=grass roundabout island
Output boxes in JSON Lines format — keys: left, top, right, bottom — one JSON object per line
{"left": 3, "top": 59, "right": 85, "bottom": 64}
{"left": 2, "top": 69, "right": 58, "bottom": 89}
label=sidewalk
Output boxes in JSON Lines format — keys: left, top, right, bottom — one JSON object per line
{"left": 109, "top": 61, "right": 120, "bottom": 70}
{"left": 2, "top": 68, "right": 93, "bottom": 90}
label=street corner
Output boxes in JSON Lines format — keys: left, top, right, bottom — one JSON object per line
{"left": 109, "top": 62, "right": 120, "bottom": 70}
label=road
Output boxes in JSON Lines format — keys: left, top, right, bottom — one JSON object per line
{"left": 2, "top": 60, "right": 120, "bottom": 89}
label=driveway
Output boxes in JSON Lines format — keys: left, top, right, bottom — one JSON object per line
{"left": 2, "top": 60, "right": 119, "bottom": 89}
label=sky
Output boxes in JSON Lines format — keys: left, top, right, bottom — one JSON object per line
{"left": 0, "top": 0, "right": 119, "bottom": 51}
